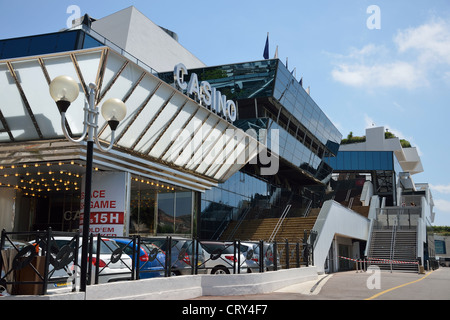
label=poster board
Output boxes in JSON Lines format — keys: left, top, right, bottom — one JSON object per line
{"left": 80, "top": 171, "right": 129, "bottom": 237}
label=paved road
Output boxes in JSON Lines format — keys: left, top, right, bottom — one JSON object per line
{"left": 193, "top": 267, "right": 450, "bottom": 300}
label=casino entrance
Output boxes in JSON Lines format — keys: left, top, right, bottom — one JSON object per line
{"left": 0, "top": 159, "right": 198, "bottom": 238}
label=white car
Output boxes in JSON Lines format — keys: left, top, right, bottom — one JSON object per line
{"left": 240, "top": 241, "right": 280, "bottom": 272}
{"left": 31, "top": 236, "right": 133, "bottom": 291}
{"left": 200, "top": 241, "right": 248, "bottom": 275}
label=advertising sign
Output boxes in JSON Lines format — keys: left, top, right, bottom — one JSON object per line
{"left": 79, "top": 172, "right": 128, "bottom": 237}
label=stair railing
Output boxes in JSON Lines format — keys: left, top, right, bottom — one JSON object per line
{"left": 226, "top": 207, "right": 251, "bottom": 241}
{"left": 389, "top": 220, "right": 397, "bottom": 273}
{"left": 303, "top": 199, "right": 312, "bottom": 217}
{"left": 269, "top": 204, "right": 292, "bottom": 243}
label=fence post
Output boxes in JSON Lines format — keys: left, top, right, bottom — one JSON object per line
{"left": 72, "top": 233, "right": 80, "bottom": 292}
{"left": 166, "top": 236, "right": 172, "bottom": 277}
{"left": 42, "top": 228, "right": 52, "bottom": 295}
{"left": 238, "top": 240, "right": 241, "bottom": 274}
{"left": 136, "top": 235, "right": 141, "bottom": 280}
{"left": 191, "top": 239, "right": 195, "bottom": 275}
{"left": 194, "top": 238, "right": 199, "bottom": 275}
{"left": 273, "top": 241, "right": 278, "bottom": 271}
{"left": 296, "top": 242, "right": 300, "bottom": 268}
{"left": 88, "top": 233, "right": 93, "bottom": 285}
{"left": 259, "top": 240, "right": 264, "bottom": 273}
{"left": 285, "top": 239, "right": 289, "bottom": 269}
{"left": 95, "top": 234, "right": 102, "bottom": 284}
{"left": 131, "top": 236, "right": 136, "bottom": 280}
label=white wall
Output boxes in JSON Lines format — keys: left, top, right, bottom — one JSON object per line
{"left": 91, "top": 6, "right": 206, "bottom": 72}
{"left": 2, "top": 267, "right": 318, "bottom": 300}
{"left": 312, "top": 200, "right": 371, "bottom": 274}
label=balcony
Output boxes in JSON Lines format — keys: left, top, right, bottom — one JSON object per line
{"left": 374, "top": 206, "right": 421, "bottom": 230}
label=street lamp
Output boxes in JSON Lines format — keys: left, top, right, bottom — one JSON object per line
{"left": 49, "top": 75, "right": 126, "bottom": 292}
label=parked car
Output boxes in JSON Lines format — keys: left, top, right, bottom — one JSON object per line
{"left": 1, "top": 239, "right": 30, "bottom": 251}
{"left": 143, "top": 237, "right": 206, "bottom": 275}
{"left": 439, "top": 257, "right": 450, "bottom": 267}
{"left": 240, "top": 241, "right": 280, "bottom": 272}
{"left": 201, "top": 241, "right": 248, "bottom": 274}
{"left": 114, "top": 238, "right": 165, "bottom": 279}
{"left": 30, "top": 236, "right": 133, "bottom": 289}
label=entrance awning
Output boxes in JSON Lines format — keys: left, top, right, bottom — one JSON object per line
{"left": 0, "top": 48, "right": 260, "bottom": 190}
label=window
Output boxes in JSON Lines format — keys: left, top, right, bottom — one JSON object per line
{"left": 435, "top": 240, "right": 446, "bottom": 255}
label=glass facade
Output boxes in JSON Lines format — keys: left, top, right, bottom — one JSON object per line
{"left": 199, "top": 170, "right": 320, "bottom": 239}
{"left": 272, "top": 61, "right": 341, "bottom": 153}
{"left": 0, "top": 30, "right": 104, "bottom": 60}
{"left": 159, "top": 59, "right": 341, "bottom": 186}
{"left": 129, "top": 177, "right": 195, "bottom": 236}
{"left": 268, "top": 120, "right": 333, "bottom": 182}
{"left": 159, "top": 59, "right": 277, "bottom": 101}
{"left": 324, "top": 151, "right": 394, "bottom": 171}
{"left": 159, "top": 59, "right": 341, "bottom": 155}
{"left": 200, "top": 171, "right": 274, "bottom": 239}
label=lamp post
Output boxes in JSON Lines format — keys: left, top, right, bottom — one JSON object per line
{"left": 49, "top": 75, "right": 126, "bottom": 292}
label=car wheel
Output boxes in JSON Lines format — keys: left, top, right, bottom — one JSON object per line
{"left": 211, "top": 266, "right": 229, "bottom": 275}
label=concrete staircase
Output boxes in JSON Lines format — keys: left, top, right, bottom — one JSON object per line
{"left": 220, "top": 217, "right": 317, "bottom": 243}
{"left": 220, "top": 216, "right": 318, "bottom": 268}
{"left": 367, "top": 229, "right": 418, "bottom": 272}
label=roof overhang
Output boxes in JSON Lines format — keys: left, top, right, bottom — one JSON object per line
{"left": 394, "top": 147, "right": 423, "bottom": 175}
{"left": 0, "top": 48, "right": 261, "bottom": 189}
{"left": 0, "top": 139, "right": 216, "bottom": 192}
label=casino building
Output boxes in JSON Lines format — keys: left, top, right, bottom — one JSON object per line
{"left": 0, "top": 6, "right": 340, "bottom": 236}
{"left": 0, "top": 7, "right": 436, "bottom": 272}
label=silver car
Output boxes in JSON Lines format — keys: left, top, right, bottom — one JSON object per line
{"left": 201, "top": 241, "right": 248, "bottom": 274}
{"left": 240, "top": 241, "right": 280, "bottom": 272}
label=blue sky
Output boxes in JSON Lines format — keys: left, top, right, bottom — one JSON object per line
{"left": 1, "top": 0, "right": 450, "bottom": 225}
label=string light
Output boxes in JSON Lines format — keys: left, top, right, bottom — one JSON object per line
{"left": 0, "top": 161, "right": 86, "bottom": 197}
{"left": 0, "top": 161, "right": 180, "bottom": 198}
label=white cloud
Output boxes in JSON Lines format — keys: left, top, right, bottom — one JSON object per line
{"left": 330, "top": 19, "right": 450, "bottom": 89}
{"left": 430, "top": 184, "right": 450, "bottom": 195}
{"left": 394, "top": 19, "right": 450, "bottom": 65}
{"left": 331, "top": 61, "right": 422, "bottom": 89}
{"left": 433, "top": 198, "right": 450, "bottom": 214}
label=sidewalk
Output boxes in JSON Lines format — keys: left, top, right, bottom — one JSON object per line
{"left": 275, "top": 274, "right": 331, "bottom": 295}
{"left": 192, "top": 273, "right": 332, "bottom": 300}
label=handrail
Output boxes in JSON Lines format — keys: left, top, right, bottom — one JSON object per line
{"left": 211, "top": 214, "right": 231, "bottom": 241}
{"left": 303, "top": 199, "right": 312, "bottom": 217}
{"left": 389, "top": 221, "right": 397, "bottom": 273}
{"left": 226, "top": 207, "right": 251, "bottom": 241}
{"left": 269, "top": 204, "right": 292, "bottom": 243}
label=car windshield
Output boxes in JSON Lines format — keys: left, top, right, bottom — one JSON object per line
{"left": 141, "top": 243, "right": 163, "bottom": 254}
{"left": 143, "top": 239, "right": 171, "bottom": 251}
{"left": 96, "top": 240, "right": 119, "bottom": 254}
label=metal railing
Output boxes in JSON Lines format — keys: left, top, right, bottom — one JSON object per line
{"left": 269, "top": 204, "right": 292, "bottom": 243}
{"left": 1, "top": 229, "right": 317, "bottom": 296}
{"left": 0, "top": 229, "right": 80, "bottom": 295}
{"left": 374, "top": 206, "right": 421, "bottom": 230}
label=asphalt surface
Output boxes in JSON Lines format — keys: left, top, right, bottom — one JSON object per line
{"left": 192, "top": 267, "right": 450, "bottom": 300}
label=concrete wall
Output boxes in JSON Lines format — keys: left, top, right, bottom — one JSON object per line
{"left": 91, "top": 6, "right": 206, "bottom": 72}
{"left": 2, "top": 267, "right": 318, "bottom": 300}
{"left": 312, "top": 200, "right": 370, "bottom": 274}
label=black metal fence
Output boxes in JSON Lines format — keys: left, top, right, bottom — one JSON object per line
{"left": 1, "top": 228, "right": 317, "bottom": 296}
